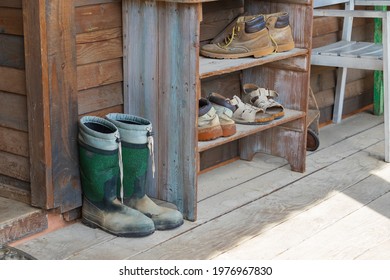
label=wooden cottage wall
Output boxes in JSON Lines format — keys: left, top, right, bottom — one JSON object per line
{"left": 0, "top": 0, "right": 30, "bottom": 204}
{"left": 311, "top": 4, "right": 374, "bottom": 123}
{"left": 0, "top": 0, "right": 124, "bottom": 216}
{"left": 75, "top": 0, "right": 124, "bottom": 117}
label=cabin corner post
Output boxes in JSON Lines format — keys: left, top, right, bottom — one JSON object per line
{"left": 23, "top": 0, "right": 81, "bottom": 211}
{"left": 23, "top": 0, "right": 53, "bottom": 208}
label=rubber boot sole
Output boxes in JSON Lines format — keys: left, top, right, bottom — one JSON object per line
{"left": 155, "top": 218, "right": 185, "bottom": 231}
{"left": 82, "top": 217, "right": 155, "bottom": 238}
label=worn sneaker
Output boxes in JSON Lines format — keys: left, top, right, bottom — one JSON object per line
{"left": 200, "top": 15, "right": 274, "bottom": 59}
{"left": 208, "top": 93, "right": 237, "bottom": 137}
{"left": 264, "top": 12, "right": 295, "bottom": 52}
{"left": 198, "top": 98, "right": 223, "bottom": 141}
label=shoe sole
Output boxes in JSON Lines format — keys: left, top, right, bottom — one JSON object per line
{"left": 221, "top": 124, "right": 237, "bottom": 137}
{"left": 274, "top": 42, "right": 295, "bottom": 53}
{"left": 198, "top": 125, "right": 223, "bottom": 141}
{"left": 200, "top": 46, "right": 275, "bottom": 59}
{"left": 233, "top": 114, "right": 274, "bottom": 125}
{"left": 271, "top": 111, "right": 285, "bottom": 119}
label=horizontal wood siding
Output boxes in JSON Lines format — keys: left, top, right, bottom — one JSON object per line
{"left": 310, "top": 5, "right": 374, "bottom": 123}
{"left": 75, "top": 0, "right": 124, "bottom": 116}
{"left": 0, "top": 2, "right": 30, "bottom": 201}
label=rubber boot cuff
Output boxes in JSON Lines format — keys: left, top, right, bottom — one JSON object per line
{"left": 106, "top": 113, "right": 152, "bottom": 144}
{"left": 79, "top": 116, "right": 120, "bottom": 151}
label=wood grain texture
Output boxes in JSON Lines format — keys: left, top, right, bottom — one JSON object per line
{"left": 45, "top": 0, "right": 81, "bottom": 212}
{"left": 23, "top": 0, "right": 81, "bottom": 212}
{"left": 123, "top": 0, "right": 200, "bottom": 220}
{"left": 75, "top": 2, "right": 122, "bottom": 34}
{"left": 275, "top": 188, "right": 390, "bottom": 259}
{"left": 15, "top": 223, "right": 113, "bottom": 260}
{"left": 77, "top": 36, "right": 122, "bottom": 65}
{"left": 216, "top": 172, "right": 390, "bottom": 259}
{"left": 0, "top": 7, "right": 23, "bottom": 35}
{"left": 0, "top": 174, "right": 30, "bottom": 204}
{"left": 78, "top": 82, "right": 123, "bottom": 115}
{"left": 0, "top": 197, "right": 47, "bottom": 244}
{"left": 131, "top": 136, "right": 386, "bottom": 260}
{"left": 0, "top": 126, "right": 29, "bottom": 157}
{"left": 122, "top": 0, "right": 159, "bottom": 182}
{"left": 77, "top": 58, "right": 123, "bottom": 90}
{"left": 0, "top": 0, "right": 22, "bottom": 8}
{"left": 0, "top": 34, "right": 25, "bottom": 69}
{"left": 76, "top": 27, "right": 122, "bottom": 44}
{"left": 156, "top": 2, "right": 200, "bottom": 221}
{"left": 75, "top": 0, "right": 121, "bottom": 7}
{"left": 0, "top": 91, "right": 28, "bottom": 131}
{"left": 23, "top": 0, "right": 53, "bottom": 208}
{"left": 0, "top": 66, "right": 26, "bottom": 95}
{"left": 0, "top": 151, "right": 29, "bottom": 182}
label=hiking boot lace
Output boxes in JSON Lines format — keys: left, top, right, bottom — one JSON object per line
{"left": 218, "top": 25, "right": 240, "bottom": 48}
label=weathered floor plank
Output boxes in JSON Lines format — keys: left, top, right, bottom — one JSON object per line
{"left": 129, "top": 143, "right": 388, "bottom": 260}
{"left": 15, "top": 223, "right": 114, "bottom": 260}
{"left": 274, "top": 191, "right": 390, "bottom": 260}
{"left": 214, "top": 173, "right": 390, "bottom": 259}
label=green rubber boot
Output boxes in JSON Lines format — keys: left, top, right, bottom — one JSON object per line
{"left": 106, "top": 113, "right": 184, "bottom": 230}
{"left": 78, "top": 116, "right": 155, "bottom": 237}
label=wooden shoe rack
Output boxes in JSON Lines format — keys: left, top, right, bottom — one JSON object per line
{"left": 122, "top": 0, "right": 313, "bottom": 221}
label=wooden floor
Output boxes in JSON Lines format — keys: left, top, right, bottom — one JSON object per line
{"left": 11, "top": 111, "right": 390, "bottom": 260}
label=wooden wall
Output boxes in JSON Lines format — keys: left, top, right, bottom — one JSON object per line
{"left": 75, "top": 0, "right": 124, "bottom": 117}
{"left": 0, "top": 0, "right": 30, "bottom": 204}
{"left": 311, "top": 4, "right": 374, "bottom": 123}
{"left": 0, "top": 0, "right": 124, "bottom": 213}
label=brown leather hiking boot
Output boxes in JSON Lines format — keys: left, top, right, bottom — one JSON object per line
{"left": 200, "top": 15, "right": 274, "bottom": 59}
{"left": 264, "top": 12, "right": 295, "bottom": 52}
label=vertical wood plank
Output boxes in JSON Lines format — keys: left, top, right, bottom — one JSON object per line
{"left": 122, "top": 0, "right": 200, "bottom": 220}
{"left": 46, "top": 0, "right": 81, "bottom": 211}
{"left": 122, "top": 0, "right": 159, "bottom": 197}
{"left": 23, "top": 0, "right": 81, "bottom": 211}
{"left": 23, "top": 0, "right": 53, "bottom": 208}
{"left": 157, "top": 2, "right": 200, "bottom": 221}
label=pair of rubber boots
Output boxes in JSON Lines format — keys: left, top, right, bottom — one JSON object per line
{"left": 200, "top": 12, "right": 294, "bottom": 59}
{"left": 78, "top": 113, "right": 183, "bottom": 237}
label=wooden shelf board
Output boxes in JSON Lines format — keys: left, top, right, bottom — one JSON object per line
{"left": 156, "top": 0, "right": 217, "bottom": 2}
{"left": 198, "top": 108, "right": 305, "bottom": 152}
{"left": 199, "top": 48, "right": 308, "bottom": 79}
